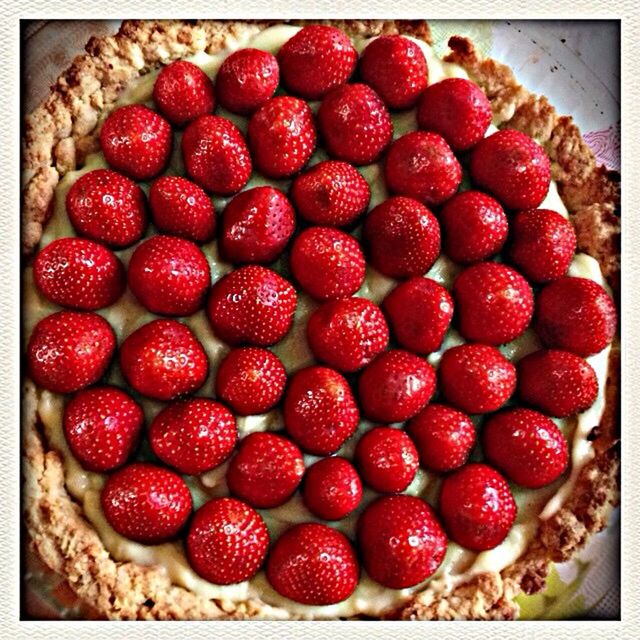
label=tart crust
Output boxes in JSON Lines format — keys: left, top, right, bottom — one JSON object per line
{"left": 22, "top": 19, "right": 620, "bottom": 620}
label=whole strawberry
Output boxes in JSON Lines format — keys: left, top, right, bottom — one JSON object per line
{"left": 101, "top": 462, "right": 192, "bottom": 544}
{"left": 283, "top": 366, "right": 359, "bottom": 455}
{"left": 186, "top": 497, "right": 269, "bottom": 585}
{"left": 357, "top": 495, "right": 447, "bottom": 589}
{"left": 207, "top": 265, "right": 297, "bottom": 346}
{"left": 28, "top": 311, "right": 115, "bottom": 393}
{"left": 226, "top": 432, "right": 305, "bottom": 508}
{"left": 100, "top": 104, "right": 172, "bottom": 180}
{"left": 470, "top": 129, "right": 551, "bottom": 210}
{"left": 149, "top": 398, "right": 237, "bottom": 475}
{"left": 63, "top": 386, "right": 143, "bottom": 472}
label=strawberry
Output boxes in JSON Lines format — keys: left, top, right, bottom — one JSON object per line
{"left": 439, "top": 463, "right": 517, "bottom": 551}
{"left": 508, "top": 208, "right": 577, "bottom": 283}
{"left": 382, "top": 277, "right": 453, "bottom": 354}
{"left": 535, "top": 276, "right": 617, "bottom": 357}
{"left": 152, "top": 60, "right": 215, "bottom": 127}
{"left": 438, "top": 343, "right": 516, "bottom": 414}
{"left": 354, "top": 426, "right": 419, "bottom": 493}
{"left": 439, "top": 191, "right": 508, "bottom": 264}
{"left": 266, "top": 523, "right": 359, "bottom": 605}
{"left": 63, "top": 386, "right": 143, "bottom": 472}
{"left": 207, "top": 265, "right": 297, "bottom": 346}
{"left": 100, "top": 104, "right": 172, "bottom": 180}
{"left": 306, "top": 297, "right": 389, "bottom": 373}
{"left": 127, "top": 235, "right": 211, "bottom": 316}
{"left": 66, "top": 169, "right": 147, "bottom": 249}
{"left": 149, "top": 175, "right": 216, "bottom": 243}
{"left": 119, "top": 319, "right": 208, "bottom": 401}
{"left": 226, "top": 432, "right": 305, "bottom": 508}
{"left": 318, "top": 83, "right": 393, "bottom": 165}
{"left": 34, "top": 237, "right": 125, "bottom": 310}
{"left": 302, "top": 457, "right": 362, "bottom": 521}
{"left": 247, "top": 96, "right": 317, "bottom": 179}
{"left": 363, "top": 196, "right": 440, "bottom": 279}
{"left": 27, "top": 311, "right": 115, "bottom": 393}
{"left": 283, "top": 366, "right": 359, "bottom": 455}
{"left": 186, "top": 497, "right": 269, "bottom": 585}
{"left": 101, "top": 462, "right": 192, "bottom": 544}
{"left": 469, "top": 129, "right": 551, "bottom": 210}
{"left": 453, "top": 262, "right": 534, "bottom": 345}
{"left": 277, "top": 25, "right": 357, "bottom": 100}
{"left": 290, "top": 227, "right": 365, "bottom": 301}
{"left": 417, "top": 78, "right": 492, "bottom": 151}
{"left": 358, "top": 350, "right": 436, "bottom": 422}
{"left": 517, "top": 349, "right": 598, "bottom": 417}
{"left": 216, "top": 48, "right": 279, "bottom": 115}
{"left": 357, "top": 495, "right": 447, "bottom": 589}
{"left": 220, "top": 186, "right": 296, "bottom": 264}
{"left": 182, "top": 115, "right": 252, "bottom": 195}
{"left": 407, "top": 404, "right": 476, "bottom": 473}
{"left": 359, "top": 35, "right": 428, "bottom": 110}
{"left": 290, "top": 160, "right": 370, "bottom": 228}
{"left": 215, "top": 347, "right": 287, "bottom": 416}
{"left": 149, "top": 398, "right": 237, "bottom": 475}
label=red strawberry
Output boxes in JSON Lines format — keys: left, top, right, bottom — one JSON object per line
{"left": 215, "top": 347, "right": 286, "bottom": 416}
{"left": 358, "top": 350, "right": 436, "bottom": 422}
{"left": 439, "top": 191, "right": 508, "bottom": 264}
{"left": 517, "top": 349, "right": 598, "bottom": 417}
{"left": 220, "top": 186, "right": 296, "bottom": 264}
{"left": 417, "top": 78, "right": 492, "bottom": 151}
{"left": 182, "top": 115, "right": 252, "bottom": 195}
{"left": 439, "top": 463, "right": 517, "bottom": 551}
{"left": 483, "top": 408, "right": 569, "bottom": 489}
{"left": 508, "top": 208, "right": 577, "bottom": 283}
{"left": 439, "top": 343, "right": 516, "bottom": 414}
{"left": 27, "top": 311, "right": 115, "bottom": 393}
{"left": 266, "top": 523, "right": 359, "bottom": 605}
{"left": 127, "top": 235, "right": 211, "bottom": 316}
{"left": 470, "top": 129, "right": 551, "bottom": 210}
{"left": 407, "top": 403, "right": 475, "bottom": 473}
{"left": 535, "top": 277, "right": 617, "bottom": 356}
{"left": 357, "top": 495, "right": 446, "bottom": 589}
{"left": 119, "top": 319, "right": 208, "bottom": 401}
{"left": 277, "top": 25, "right": 357, "bottom": 100}
{"left": 302, "top": 457, "right": 362, "bottom": 521}
{"left": 34, "top": 237, "right": 125, "bottom": 310}
{"left": 153, "top": 60, "right": 215, "bottom": 126}
{"left": 453, "top": 262, "right": 534, "bottom": 345}
{"left": 186, "top": 497, "right": 269, "bottom": 585}
{"left": 283, "top": 366, "right": 359, "bottom": 455}
{"left": 354, "top": 426, "right": 419, "bottom": 493}
{"left": 306, "top": 297, "right": 389, "bottom": 373}
{"left": 149, "top": 398, "right": 237, "bottom": 475}
{"left": 290, "top": 227, "right": 365, "bottom": 301}
{"left": 247, "top": 96, "right": 317, "bottom": 179}
{"left": 226, "top": 432, "right": 305, "bottom": 508}
{"left": 290, "top": 160, "right": 370, "bottom": 228}
{"left": 216, "top": 48, "right": 279, "bottom": 115}
{"left": 66, "top": 169, "right": 147, "bottom": 248}
{"left": 363, "top": 196, "right": 440, "bottom": 279}
{"left": 318, "top": 83, "right": 393, "bottom": 165}
{"left": 359, "top": 35, "right": 428, "bottom": 110}
{"left": 149, "top": 175, "right": 216, "bottom": 243}
{"left": 101, "top": 462, "right": 192, "bottom": 544}
{"left": 207, "top": 265, "right": 297, "bottom": 346}
{"left": 382, "top": 277, "right": 453, "bottom": 354}
{"left": 100, "top": 105, "right": 172, "bottom": 180}
{"left": 63, "top": 386, "right": 143, "bottom": 472}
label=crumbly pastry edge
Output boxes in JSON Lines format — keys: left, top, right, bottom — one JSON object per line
{"left": 21, "top": 19, "right": 621, "bottom": 621}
